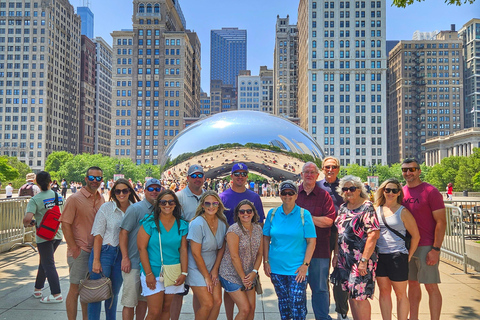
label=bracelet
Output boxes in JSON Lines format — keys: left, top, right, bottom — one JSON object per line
{"left": 145, "top": 272, "right": 153, "bottom": 277}
{"left": 432, "top": 246, "right": 441, "bottom": 252}
{"left": 181, "top": 272, "right": 188, "bottom": 276}
{"left": 264, "top": 260, "right": 269, "bottom": 264}
{"left": 252, "top": 269, "right": 258, "bottom": 274}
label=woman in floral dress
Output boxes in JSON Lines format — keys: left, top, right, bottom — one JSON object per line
{"left": 332, "top": 175, "right": 380, "bottom": 320}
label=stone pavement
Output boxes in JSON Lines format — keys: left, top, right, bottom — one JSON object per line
{"left": 0, "top": 198, "right": 479, "bottom": 319}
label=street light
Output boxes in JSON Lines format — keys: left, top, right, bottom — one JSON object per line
{"left": 115, "top": 162, "right": 124, "bottom": 174}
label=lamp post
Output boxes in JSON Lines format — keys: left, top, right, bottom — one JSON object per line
{"left": 115, "top": 162, "right": 124, "bottom": 174}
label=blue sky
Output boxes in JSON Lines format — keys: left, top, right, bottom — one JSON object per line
{"left": 74, "top": 0, "right": 477, "bottom": 93}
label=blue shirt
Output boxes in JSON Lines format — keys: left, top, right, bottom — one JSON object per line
{"left": 263, "top": 204, "right": 316, "bottom": 276}
{"left": 220, "top": 188, "right": 265, "bottom": 225}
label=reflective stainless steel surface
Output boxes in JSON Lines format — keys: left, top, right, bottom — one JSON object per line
{"left": 160, "top": 111, "right": 325, "bottom": 180}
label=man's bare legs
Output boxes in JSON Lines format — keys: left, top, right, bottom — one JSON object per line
{"left": 65, "top": 283, "right": 87, "bottom": 320}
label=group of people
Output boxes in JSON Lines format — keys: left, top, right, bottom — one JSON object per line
{"left": 20, "top": 156, "right": 446, "bottom": 320}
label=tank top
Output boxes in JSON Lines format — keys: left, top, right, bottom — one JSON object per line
{"left": 376, "top": 205, "right": 408, "bottom": 254}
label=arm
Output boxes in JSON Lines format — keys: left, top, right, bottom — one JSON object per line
{"left": 91, "top": 235, "right": 103, "bottom": 273}
{"left": 137, "top": 226, "right": 155, "bottom": 290}
{"left": 401, "top": 208, "right": 420, "bottom": 261}
{"left": 190, "top": 240, "right": 215, "bottom": 294}
{"left": 119, "top": 229, "right": 131, "bottom": 273}
{"left": 262, "top": 235, "right": 271, "bottom": 277}
{"left": 427, "top": 208, "right": 447, "bottom": 266}
{"left": 23, "top": 212, "right": 35, "bottom": 227}
{"left": 62, "top": 222, "right": 81, "bottom": 259}
{"left": 226, "top": 232, "right": 246, "bottom": 278}
{"left": 311, "top": 216, "right": 334, "bottom": 228}
{"left": 358, "top": 230, "right": 380, "bottom": 276}
{"left": 210, "top": 241, "right": 225, "bottom": 286}
{"left": 312, "top": 192, "right": 336, "bottom": 228}
{"left": 244, "top": 232, "right": 264, "bottom": 287}
{"left": 174, "top": 235, "right": 188, "bottom": 286}
{"left": 294, "top": 237, "right": 316, "bottom": 283}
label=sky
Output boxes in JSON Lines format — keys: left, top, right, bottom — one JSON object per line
{"left": 73, "top": 0, "right": 478, "bottom": 94}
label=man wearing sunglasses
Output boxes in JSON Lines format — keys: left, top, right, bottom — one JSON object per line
{"left": 401, "top": 158, "right": 446, "bottom": 320}
{"left": 296, "top": 162, "right": 336, "bottom": 320}
{"left": 60, "top": 166, "right": 105, "bottom": 320}
{"left": 119, "top": 178, "right": 163, "bottom": 320}
{"left": 220, "top": 163, "right": 265, "bottom": 320}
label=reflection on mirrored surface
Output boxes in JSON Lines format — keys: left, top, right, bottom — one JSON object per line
{"left": 160, "top": 111, "right": 325, "bottom": 181}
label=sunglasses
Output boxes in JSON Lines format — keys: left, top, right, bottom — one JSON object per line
{"left": 87, "top": 175, "right": 103, "bottom": 182}
{"left": 114, "top": 188, "right": 130, "bottom": 195}
{"left": 384, "top": 188, "right": 400, "bottom": 194}
{"left": 146, "top": 187, "right": 162, "bottom": 192}
{"left": 280, "top": 190, "right": 296, "bottom": 196}
{"left": 233, "top": 172, "right": 248, "bottom": 177}
{"left": 204, "top": 201, "right": 219, "bottom": 207}
{"left": 323, "top": 165, "right": 339, "bottom": 170}
{"left": 239, "top": 209, "right": 253, "bottom": 214}
{"left": 190, "top": 173, "right": 204, "bottom": 179}
{"left": 159, "top": 199, "right": 176, "bottom": 206}
{"left": 401, "top": 167, "right": 420, "bottom": 173}
{"left": 342, "top": 186, "right": 358, "bottom": 192}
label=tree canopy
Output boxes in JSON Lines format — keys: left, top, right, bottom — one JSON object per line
{"left": 0, "top": 156, "right": 19, "bottom": 183}
{"left": 393, "top": 0, "right": 475, "bottom": 7}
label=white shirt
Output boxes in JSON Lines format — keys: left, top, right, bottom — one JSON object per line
{"left": 5, "top": 185, "right": 13, "bottom": 196}
{"left": 91, "top": 201, "right": 130, "bottom": 247}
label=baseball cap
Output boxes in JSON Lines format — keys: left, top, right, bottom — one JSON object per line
{"left": 26, "top": 173, "right": 36, "bottom": 181}
{"left": 279, "top": 180, "right": 298, "bottom": 193}
{"left": 231, "top": 163, "right": 248, "bottom": 173}
{"left": 145, "top": 178, "right": 161, "bottom": 188}
{"left": 187, "top": 165, "right": 204, "bottom": 176}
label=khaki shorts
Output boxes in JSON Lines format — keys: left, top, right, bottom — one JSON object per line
{"left": 67, "top": 249, "right": 90, "bottom": 284}
{"left": 121, "top": 269, "right": 146, "bottom": 307}
{"left": 408, "top": 246, "right": 441, "bottom": 284}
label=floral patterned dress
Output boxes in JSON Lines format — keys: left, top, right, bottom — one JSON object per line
{"left": 332, "top": 201, "right": 380, "bottom": 300}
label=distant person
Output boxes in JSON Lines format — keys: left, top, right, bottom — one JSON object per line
{"left": 61, "top": 179, "right": 68, "bottom": 199}
{"left": 51, "top": 180, "right": 59, "bottom": 193}
{"left": 18, "top": 173, "right": 41, "bottom": 197}
{"left": 447, "top": 183, "right": 453, "bottom": 201}
{"left": 6, "top": 182, "right": 13, "bottom": 198}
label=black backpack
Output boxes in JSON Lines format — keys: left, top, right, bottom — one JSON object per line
{"left": 19, "top": 183, "right": 34, "bottom": 197}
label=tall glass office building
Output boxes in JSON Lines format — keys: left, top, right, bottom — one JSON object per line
{"left": 77, "top": 6, "right": 94, "bottom": 39}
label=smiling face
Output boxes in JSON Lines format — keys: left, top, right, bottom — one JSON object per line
{"left": 84, "top": 169, "right": 103, "bottom": 193}
{"left": 144, "top": 184, "right": 161, "bottom": 204}
{"left": 383, "top": 182, "right": 402, "bottom": 204}
{"left": 202, "top": 195, "right": 219, "bottom": 217}
{"left": 342, "top": 182, "right": 361, "bottom": 203}
{"left": 401, "top": 161, "right": 422, "bottom": 186}
{"left": 231, "top": 170, "right": 248, "bottom": 189}
{"left": 301, "top": 163, "right": 319, "bottom": 186}
{"left": 237, "top": 204, "right": 255, "bottom": 224}
{"left": 158, "top": 193, "right": 176, "bottom": 216}
{"left": 114, "top": 183, "right": 131, "bottom": 206}
{"left": 322, "top": 159, "right": 340, "bottom": 183}
{"left": 280, "top": 188, "right": 298, "bottom": 206}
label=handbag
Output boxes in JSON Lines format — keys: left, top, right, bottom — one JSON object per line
{"left": 379, "top": 206, "right": 412, "bottom": 250}
{"left": 158, "top": 228, "right": 182, "bottom": 287}
{"left": 254, "top": 273, "right": 263, "bottom": 294}
{"left": 78, "top": 272, "right": 113, "bottom": 307}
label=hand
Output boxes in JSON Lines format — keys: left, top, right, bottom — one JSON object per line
{"left": 210, "top": 270, "right": 219, "bottom": 287}
{"left": 426, "top": 249, "right": 440, "bottom": 266}
{"left": 205, "top": 276, "right": 214, "bottom": 294}
{"left": 71, "top": 246, "right": 81, "bottom": 259}
{"left": 121, "top": 257, "right": 131, "bottom": 273}
{"left": 358, "top": 260, "right": 368, "bottom": 276}
{"left": 264, "top": 263, "right": 271, "bottom": 278}
{"left": 242, "top": 272, "right": 255, "bottom": 288}
{"left": 92, "top": 260, "right": 102, "bottom": 274}
{"left": 146, "top": 273, "right": 156, "bottom": 290}
{"left": 332, "top": 254, "right": 338, "bottom": 268}
{"left": 295, "top": 265, "right": 308, "bottom": 283}
{"left": 174, "top": 274, "right": 186, "bottom": 286}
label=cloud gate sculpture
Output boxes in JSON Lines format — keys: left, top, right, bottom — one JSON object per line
{"left": 160, "top": 111, "right": 325, "bottom": 181}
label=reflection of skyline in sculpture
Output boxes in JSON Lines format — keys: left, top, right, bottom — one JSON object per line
{"left": 161, "top": 111, "right": 325, "bottom": 180}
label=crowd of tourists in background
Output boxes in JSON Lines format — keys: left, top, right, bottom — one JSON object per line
{"left": 12, "top": 154, "right": 447, "bottom": 320}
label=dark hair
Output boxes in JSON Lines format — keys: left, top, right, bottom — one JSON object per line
{"left": 374, "top": 178, "right": 404, "bottom": 207}
{"left": 109, "top": 178, "right": 140, "bottom": 208}
{"left": 402, "top": 158, "right": 419, "bottom": 166}
{"left": 233, "top": 200, "right": 259, "bottom": 233}
{"left": 86, "top": 166, "right": 103, "bottom": 176}
{"left": 153, "top": 190, "right": 183, "bottom": 234}
{"left": 36, "top": 171, "right": 52, "bottom": 191}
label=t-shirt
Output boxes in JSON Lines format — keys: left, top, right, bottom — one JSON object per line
{"left": 263, "top": 205, "right": 317, "bottom": 276}
{"left": 26, "top": 190, "right": 64, "bottom": 244}
{"left": 402, "top": 182, "right": 445, "bottom": 246}
{"left": 59, "top": 187, "right": 105, "bottom": 256}
{"left": 220, "top": 188, "right": 265, "bottom": 225}
{"left": 5, "top": 185, "right": 13, "bottom": 196}
{"left": 139, "top": 215, "right": 188, "bottom": 278}
{"left": 176, "top": 186, "right": 204, "bottom": 222}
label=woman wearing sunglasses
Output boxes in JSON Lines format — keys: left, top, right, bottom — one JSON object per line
{"left": 373, "top": 179, "right": 420, "bottom": 320}
{"left": 88, "top": 178, "right": 140, "bottom": 320}
{"left": 218, "top": 200, "right": 263, "bottom": 320}
{"left": 263, "top": 180, "right": 316, "bottom": 320}
{"left": 137, "top": 189, "right": 189, "bottom": 320}
{"left": 332, "top": 175, "right": 380, "bottom": 320}
{"left": 187, "top": 190, "right": 228, "bottom": 320}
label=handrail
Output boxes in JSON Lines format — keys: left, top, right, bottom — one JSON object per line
{"left": 0, "top": 197, "right": 36, "bottom": 252}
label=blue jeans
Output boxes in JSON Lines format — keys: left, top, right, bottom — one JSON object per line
{"left": 270, "top": 273, "right": 308, "bottom": 320}
{"left": 308, "top": 258, "right": 331, "bottom": 320}
{"left": 87, "top": 245, "right": 123, "bottom": 320}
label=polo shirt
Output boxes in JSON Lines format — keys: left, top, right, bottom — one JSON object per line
{"left": 220, "top": 188, "right": 265, "bottom": 225}
{"left": 176, "top": 186, "right": 204, "bottom": 222}
{"left": 263, "top": 204, "right": 316, "bottom": 276}
{"left": 317, "top": 178, "right": 344, "bottom": 212}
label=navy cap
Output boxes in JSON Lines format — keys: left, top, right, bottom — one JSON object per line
{"left": 145, "top": 178, "right": 161, "bottom": 188}
{"left": 280, "top": 180, "right": 298, "bottom": 193}
{"left": 231, "top": 163, "right": 248, "bottom": 173}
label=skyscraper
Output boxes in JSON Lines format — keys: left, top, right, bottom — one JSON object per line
{"left": 77, "top": 6, "right": 94, "bottom": 39}
{"left": 297, "top": 0, "right": 387, "bottom": 166}
{"left": 210, "top": 28, "right": 247, "bottom": 88}
{"left": 79, "top": 35, "right": 96, "bottom": 154}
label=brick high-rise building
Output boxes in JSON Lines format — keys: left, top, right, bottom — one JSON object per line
{"left": 79, "top": 35, "right": 96, "bottom": 154}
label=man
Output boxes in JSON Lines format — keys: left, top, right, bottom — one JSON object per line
{"left": 297, "top": 162, "right": 336, "bottom": 320}
{"left": 220, "top": 163, "right": 265, "bottom": 320}
{"left": 119, "top": 178, "right": 162, "bottom": 320}
{"left": 170, "top": 164, "right": 206, "bottom": 320}
{"left": 317, "top": 156, "right": 350, "bottom": 320}
{"left": 18, "top": 173, "right": 41, "bottom": 197}
{"left": 5, "top": 182, "right": 13, "bottom": 198}
{"left": 401, "top": 158, "right": 446, "bottom": 320}
{"left": 61, "top": 178, "right": 68, "bottom": 198}
{"left": 60, "top": 166, "right": 105, "bottom": 320}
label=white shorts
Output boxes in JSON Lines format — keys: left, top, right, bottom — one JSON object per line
{"left": 140, "top": 274, "right": 185, "bottom": 297}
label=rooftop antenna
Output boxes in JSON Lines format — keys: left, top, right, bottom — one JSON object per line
{"left": 82, "top": 0, "right": 90, "bottom": 7}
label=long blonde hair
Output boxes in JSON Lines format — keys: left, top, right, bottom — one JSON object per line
{"left": 192, "top": 190, "right": 229, "bottom": 227}
{"left": 374, "top": 178, "right": 404, "bottom": 208}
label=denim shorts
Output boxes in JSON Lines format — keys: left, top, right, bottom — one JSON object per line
{"left": 219, "top": 276, "right": 243, "bottom": 293}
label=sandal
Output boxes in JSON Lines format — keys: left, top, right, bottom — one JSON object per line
{"left": 32, "top": 291, "right": 43, "bottom": 299}
{"left": 40, "top": 294, "right": 63, "bottom": 304}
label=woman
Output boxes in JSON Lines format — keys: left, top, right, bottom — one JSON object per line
{"left": 374, "top": 179, "right": 420, "bottom": 320}
{"left": 23, "top": 171, "right": 64, "bottom": 303}
{"left": 332, "top": 175, "right": 380, "bottom": 320}
{"left": 447, "top": 182, "right": 453, "bottom": 201}
{"left": 219, "top": 200, "right": 263, "bottom": 320}
{"left": 187, "top": 190, "right": 228, "bottom": 320}
{"left": 51, "top": 180, "right": 59, "bottom": 193}
{"left": 88, "top": 178, "right": 140, "bottom": 319}
{"left": 263, "top": 180, "right": 316, "bottom": 320}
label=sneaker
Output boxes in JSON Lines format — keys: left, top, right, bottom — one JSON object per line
{"left": 337, "top": 313, "right": 351, "bottom": 320}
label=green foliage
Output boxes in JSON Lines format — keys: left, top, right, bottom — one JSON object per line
{"left": 392, "top": 0, "right": 475, "bottom": 7}
{"left": 45, "top": 151, "right": 74, "bottom": 180}
{"left": 5, "top": 156, "right": 32, "bottom": 188}
{"left": 0, "top": 156, "right": 19, "bottom": 183}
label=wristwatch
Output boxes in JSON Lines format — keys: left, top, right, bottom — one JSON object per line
{"left": 432, "top": 246, "right": 441, "bottom": 252}
{"left": 303, "top": 262, "right": 310, "bottom": 266}
{"left": 360, "top": 257, "right": 367, "bottom": 263}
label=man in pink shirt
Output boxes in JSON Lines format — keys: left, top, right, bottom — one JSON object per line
{"left": 401, "top": 158, "right": 446, "bottom": 320}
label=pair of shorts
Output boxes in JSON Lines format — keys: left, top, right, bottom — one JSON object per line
{"left": 67, "top": 249, "right": 90, "bottom": 284}
{"left": 219, "top": 276, "right": 243, "bottom": 293}
{"left": 121, "top": 269, "right": 147, "bottom": 307}
{"left": 376, "top": 252, "right": 409, "bottom": 281}
{"left": 408, "top": 246, "right": 441, "bottom": 284}
{"left": 140, "top": 274, "right": 185, "bottom": 297}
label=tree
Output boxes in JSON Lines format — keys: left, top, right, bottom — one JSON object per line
{"left": 5, "top": 156, "right": 32, "bottom": 188}
{"left": 0, "top": 156, "right": 19, "bottom": 182}
{"left": 45, "top": 151, "right": 74, "bottom": 173}
{"left": 392, "top": 0, "right": 475, "bottom": 7}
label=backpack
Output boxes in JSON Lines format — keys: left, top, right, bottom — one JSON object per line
{"left": 19, "top": 183, "right": 34, "bottom": 197}
{"left": 36, "top": 192, "right": 62, "bottom": 241}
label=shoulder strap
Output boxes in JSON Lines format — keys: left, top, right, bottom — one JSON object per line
{"left": 379, "top": 206, "right": 406, "bottom": 241}
{"left": 300, "top": 208, "right": 305, "bottom": 226}
{"left": 270, "top": 206, "right": 280, "bottom": 223}
{"left": 157, "top": 226, "right": 164, "bottom": 267}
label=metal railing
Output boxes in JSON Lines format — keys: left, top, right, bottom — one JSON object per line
{"left": 445, "top": 200, "right": 480, "bottom": 239}
{"left": 442, "top": 204, "right": 468, "bottom": 273}
{"left": 0, "top": 197, "right": 36, "bottom": 252}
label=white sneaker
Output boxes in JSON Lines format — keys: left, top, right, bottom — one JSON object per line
{"left": 337, "top": 313, "right": 351, "bottom": 320}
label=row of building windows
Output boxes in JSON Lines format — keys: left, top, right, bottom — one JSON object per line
{"left": 320, "top": 105, "right": 382, "bottom": 113}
